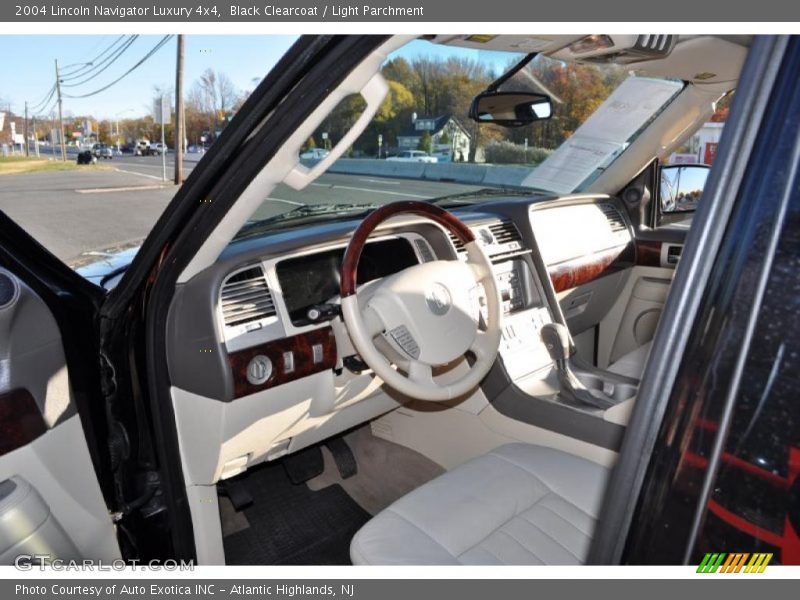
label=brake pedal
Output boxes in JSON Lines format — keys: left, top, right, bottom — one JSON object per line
{"left": 325, "top": 437, "right": 358, "bottom": 479}
{"left": 282, "top": 445, "right": 324, "bottom": 484}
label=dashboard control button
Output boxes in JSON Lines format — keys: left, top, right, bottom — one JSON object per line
{"left": 283, "top": 351, "right": 295, "bottom": 374}
{"left": 246, "top": 355, "right": 273, "bottom": 385}
{"left": 389, "top": 325, "right": 420, "bottom": 359}
{"left": 312, "top": 343, "right": 324, "bottom": 364}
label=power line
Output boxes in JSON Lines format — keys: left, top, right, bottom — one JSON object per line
{"left": 63, "top": 35, "right": 173, "bottom": 99}
{"left": 59, "top": 35, "right": 128, "bottom": 78}
{"left": 61, "top": 36, "right": 140, "bottom": 87}
{"left": 29, "top": 84, "right": 56, "bottom": 112}
{"left": 35, "top": 93, "right": 59, "bottom": 118}
{"left": 58, "top": 35, "right": 118, "bottom": 74}
{"left": 60, "top": 35, "right": 133, "bottom": 81}
{"left": 24, "top": 35, "right": 127, "bottom": 120}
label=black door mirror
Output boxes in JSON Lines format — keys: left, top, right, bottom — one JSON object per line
{"left": 660, "top": 164, "right": 711, "bottom": 213}
{"left": 469, "top": 91, "right": 553, "bottom": 127}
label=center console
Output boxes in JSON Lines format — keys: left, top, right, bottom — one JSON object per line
{"left": 467, "top": 216, "right": 638, "bottom": 425}
{"left": 492, "top": 257, "right": 555, "bottom": 380}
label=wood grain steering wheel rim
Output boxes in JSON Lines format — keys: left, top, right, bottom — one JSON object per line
{"left": 338, "top": 201, "right": 502, "bottom": 402}
{"left": 340, "top": 201, "right": 476, "bottom": 297}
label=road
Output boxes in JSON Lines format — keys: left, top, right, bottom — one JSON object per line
{"left": 0, "top": 154, "right": 482, "bottom": 263}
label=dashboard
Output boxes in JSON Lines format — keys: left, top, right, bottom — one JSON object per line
{"left": 276, "top": 237, "right": 418, "bottom": 327}
{"left": 165, "top": 194, "right": 636, "bottom": 481}
{"left": 167, "top": 194, "right": 636, "bottom": 402}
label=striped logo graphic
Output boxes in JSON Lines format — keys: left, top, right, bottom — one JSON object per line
{"left": 697, "top": 553, "right": 773, "bottom": 573}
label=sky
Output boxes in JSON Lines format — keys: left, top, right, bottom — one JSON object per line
{"left": 0, "top": 36, "right": 520, "bottom": 120}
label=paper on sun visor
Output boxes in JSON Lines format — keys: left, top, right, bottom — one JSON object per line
{"left": 522, "top": 77, "right": 683, "bottom": 194}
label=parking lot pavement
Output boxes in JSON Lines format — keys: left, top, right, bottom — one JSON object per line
{"left": 0, "top": 168, "right": 178, "bottom": 262}
{"left": 0, "top": 159, "right": 483, "bottom": 265}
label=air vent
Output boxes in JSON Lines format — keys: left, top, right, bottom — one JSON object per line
{"left": 634, "top": 35, "right": 675, "bottom": 56}
{"left": 598, "top": 204, "right": 628, "bottom": 233}
{"left": 447, "top": 231, "right": 467, "bottom": 255}
{"left": 488, "top": 221, "right": 523, "bottom": 246}
{"left": 220, "top": 266, "right": 276, "bottom": 327}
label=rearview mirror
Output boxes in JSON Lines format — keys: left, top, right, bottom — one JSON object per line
{"left": 660, "top": 164, "right": 711, "bottom": 213}
{"left": 469, "top": 91, "right": 553, "bottom": 127}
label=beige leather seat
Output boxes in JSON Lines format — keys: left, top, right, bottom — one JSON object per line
{"left": 350, "top": 444, "right": 609, "bottom": 565}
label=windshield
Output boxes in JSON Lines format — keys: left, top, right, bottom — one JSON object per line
{"left": 237, "top": 42, "right": 682, "bottom": 237}
{"left": 0, "top": 35, "right": 684, "bottom": 278}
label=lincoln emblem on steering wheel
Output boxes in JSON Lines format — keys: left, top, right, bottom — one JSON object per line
{"left": 425, "top": 283, "right": 452, "bottom": 315}
{"left": 339, "top": 200, "right": 501, "bottom": 402}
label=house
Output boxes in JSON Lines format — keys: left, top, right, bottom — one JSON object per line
{"left": 396, "top": 114, "right": 471, "bottom": 162}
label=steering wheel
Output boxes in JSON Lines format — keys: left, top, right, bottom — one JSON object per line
{"left": 339, "top": 201, "right": 502, "bottom": 401}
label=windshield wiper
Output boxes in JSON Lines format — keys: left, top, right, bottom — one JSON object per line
{"left": 427, "top": 186, "right": 543, "bottom": 206}
{"left": 236, "top": 203, "right": 381, "bottom": 238}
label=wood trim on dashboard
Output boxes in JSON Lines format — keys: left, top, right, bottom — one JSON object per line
{"left": 0, "top": 389, "right": 47, "bottom": 457}
{"left": 228, "top": 327, "right": 337, "bottom": 399}
{"left": 548, "top": 244, "right": 635, "bottom": 293}
{"left": 636, "top": 240, "right": 664, "bottom": 267}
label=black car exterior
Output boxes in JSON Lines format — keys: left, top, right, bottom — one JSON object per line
{"left": 592, "top": 35, "right": 800, "bottom": 566}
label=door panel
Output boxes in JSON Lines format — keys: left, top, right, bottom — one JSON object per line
{"left": 0, "top": 268, "right": 119, "bottom": 562}
{"left": 596, "top": 265, "right": 676, "bottom": 369}
{"left": 608, "top": 272, "right": 673, "bottom": 365}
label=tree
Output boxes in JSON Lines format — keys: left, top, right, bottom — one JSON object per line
{"left": 185, "top": 70, "right": 237, "bottom": 142}
{"left": 417, "top": 130, "right": 432, "bottom": 154}
{"left": 315, "top": 94, "right": 367, "bottom": 149}
{"left": 186, "top": 68, "right": 241, "bottom": 141}
{"left": 306, "top": 136, "right": 317, "bottom": 150}
{"left": 355, "top": 79, "right": 416, "bottom": 153}
{"left": 521, "top": 55, "right": 625, "bottom": 148}
{"left": 382, "top": 57, "right": 414, "bottom": 85}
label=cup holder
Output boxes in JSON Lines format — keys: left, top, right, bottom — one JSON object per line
{"left": 576, "top": 372, "right": 637, "bottom": 403}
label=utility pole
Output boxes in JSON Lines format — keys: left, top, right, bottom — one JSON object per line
{"left": 23, "top": 101, "right": 29, "bottom": 157}
{"left": 54, "top": 59, "right": 66, "bottom": 162}
{"left": 160, "top": 95, "right": 167, "bottom": 182}
{"left": 174, "top": 34, "right": 185, "bottom": 185}
{"left": 32, "top": 115, "right": 39, "bottom": 157}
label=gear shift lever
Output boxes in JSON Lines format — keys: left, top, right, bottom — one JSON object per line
{"left": 540, "top": 322, "right": 572, "bottom": 370}
{"left": 540, "top": 323, "right": 615, "bottom": 410}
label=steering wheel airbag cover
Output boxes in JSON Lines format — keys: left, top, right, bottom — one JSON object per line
{"left": 339, "top": 201, "right": 501, "bottom": 401}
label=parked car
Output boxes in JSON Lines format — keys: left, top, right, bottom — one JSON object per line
{"left": 76, "top": 150, "right": 95, "bottom": 165}
{"left": 150, "top": 142, "right": 168, "bottom": 156}
{"left": 0, "top": 34, "right": 797, "bottom": 570}
{"left": 91, "top": 143, "right": 113, "bottom": 160}
{"left": 300, "top": 147, "right": 331, "bottom": 160}
{"left": 387, "top": 150, "right": 438, "bottom": 163}
{"left": 134, "top": 139, "right": 150, "bottom": 156}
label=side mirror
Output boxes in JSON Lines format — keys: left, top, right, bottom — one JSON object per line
{"left": 469, "top": 91, "right": 553, "bottom": 128}
{"left": 660, "top": 164, "right": 711, "bottom": 214}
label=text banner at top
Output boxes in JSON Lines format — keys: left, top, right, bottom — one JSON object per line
{"left": 3, "top": 0, "right": 800, "bottom": 22}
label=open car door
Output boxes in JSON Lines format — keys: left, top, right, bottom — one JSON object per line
{"left": 0, "top": 217, "right": 119, "bottom": 564}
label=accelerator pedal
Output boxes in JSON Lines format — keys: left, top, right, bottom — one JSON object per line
{"left": 325, "top": 437, "right": 358, "bottom": 479}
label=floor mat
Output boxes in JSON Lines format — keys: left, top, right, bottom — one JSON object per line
{"left": 307, "top": 425, "right": 445, "bottom": 515}
{"left": 222, "top": 460, "right": 370, "bottom": 565}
